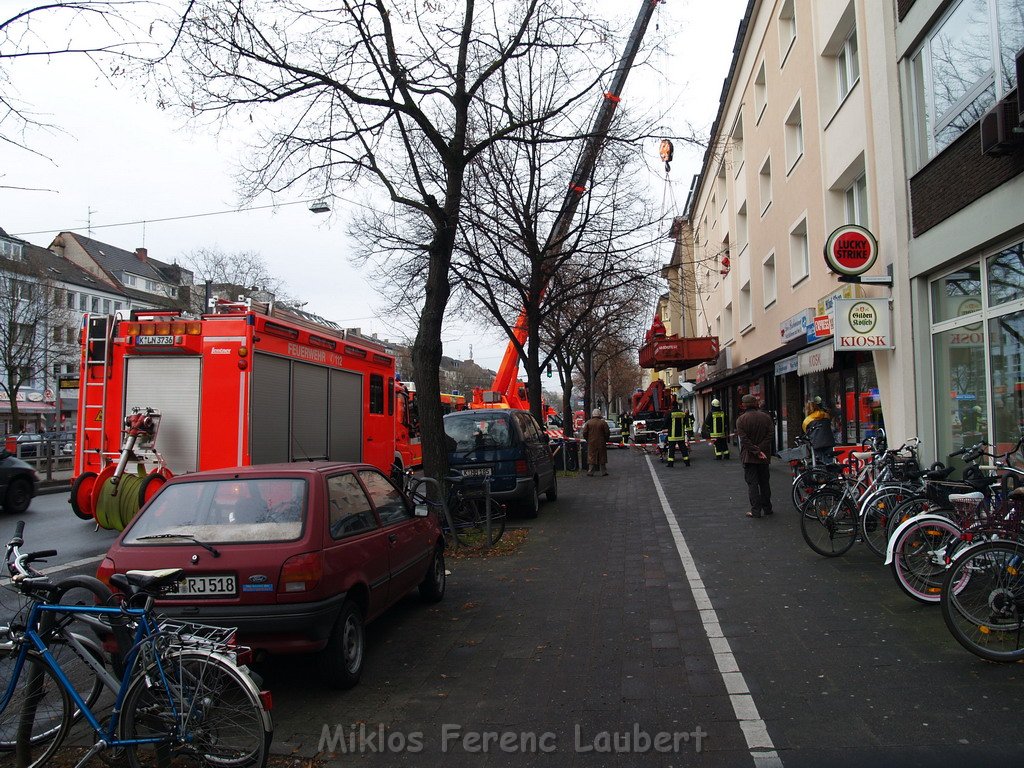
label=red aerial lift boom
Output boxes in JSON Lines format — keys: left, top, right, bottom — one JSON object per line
{"left": 472, "top": 0, "right": 664, "bottom": 413}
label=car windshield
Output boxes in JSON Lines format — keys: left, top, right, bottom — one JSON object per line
{"left": 444, "top": 413, "right": 514, "bottom": 451}
{"left": 124, "top": 477, "right": 307, "bottom": 544}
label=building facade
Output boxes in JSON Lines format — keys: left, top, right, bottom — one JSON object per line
{"left": 897, "top": 0, "right": 1024, "bottom": 462}
{"left": 679, "top": 0, "right": 912, "bottom": 451}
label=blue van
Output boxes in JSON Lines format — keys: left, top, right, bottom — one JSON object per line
{"left": 443, "top": 409, "right": 557, "bottom": 517}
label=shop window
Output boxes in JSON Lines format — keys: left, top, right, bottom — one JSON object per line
{"left": 930, "top": 262, "right": 982, "bottom": 324}
{"left": 933, "top": 322, "right": 989, "bottom": 459}
{"left": 986, "top": 241, "right": 1024, "bottom": 307}
{"left": 989, "top": 309, "right": 1024, "bottom": 452}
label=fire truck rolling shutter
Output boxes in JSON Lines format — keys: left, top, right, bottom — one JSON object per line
{"left": 292, "top": 362, "right": 329, "bottom": 460}
{"left": 124, "top": 357, "right": 200, "bottom": 472}
{"left": 250, "top": 353, "right": 290, "bottom": 464}
{"left": 329, "top": 369, "right": 362, "bottom": 463}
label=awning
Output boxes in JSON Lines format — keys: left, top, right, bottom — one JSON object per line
{"left": 798, "top": 342, "right": 835, "bottom": 375}
{"left": 0, "top": 402, "right": 57, "bottom": 413}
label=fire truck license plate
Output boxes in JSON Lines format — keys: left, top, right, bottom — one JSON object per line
{"left": 168, "top": 575, "right": 237, "bottom": 597}
{"left": 461, "top": 467, "right": 492, "bottom": 477}
{"left": 136, "top": 335, "right": 175, "bottom": 345}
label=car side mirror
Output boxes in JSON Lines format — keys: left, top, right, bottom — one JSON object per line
{"left": 414, "top": 504, "right": 431, "bottom": 518}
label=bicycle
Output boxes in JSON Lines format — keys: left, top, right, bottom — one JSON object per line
{"left": 798, "top": 436, "right": 918, "bottom": 557}
{"left": 0, "top": 521, "right": 273, "bottom": 768}
{"left": 404, "top": 471, "right": 506, "bottom": 548}
{"left": 887, "top": 440, "right": 1024, "bottom": 604}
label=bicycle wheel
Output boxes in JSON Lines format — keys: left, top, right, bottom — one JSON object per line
{"left": 941, "top": 540, "right": 1024, "bottom": 662}
{"left": 792, "top": 468, "right": 838, "bottom": 515}
{"left": 885, "top": 497, "right": 948, "bottom": 543}
{"left": 861, "top": 486, "right": 917, "bottom": 558}
{"left": 889, "top": 517, "right": 961, "bottom": 603}
{"left": 801, "top": 488, "right": 858, "bottom": 557}
{"left": 0, "top": 650, "right": 72, "bottom": 765}
{"left": 120, "top": 650, "right": 270, "bottom": 768}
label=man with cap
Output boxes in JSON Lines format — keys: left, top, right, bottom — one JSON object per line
{"left": 581, "top": 408, "right": 611, "bottom": 476}
{"left": 702, "top": 399, "right": 730, "bottom": 459}
{"left": 736, "top": 394, "right": 774, "bottom": 518}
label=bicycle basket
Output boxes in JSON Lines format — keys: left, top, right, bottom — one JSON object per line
{"left": 778, "top": 444, "right": 809, "bottom": 463}
{"left": 926, "top": 480, "right": 975, "bottom": 507}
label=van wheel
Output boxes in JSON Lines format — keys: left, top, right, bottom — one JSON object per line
{"left": 319, "top": 600, "right": 365, "bottom": 689}
{"left": 522, "top": 481, "right": 540, "bottom": 518}
{"left": 545, "top": 472, "right": 558, "bottom": 502}
{"left": 3, "top": 477, "right": 33, "bottom": 515}
{"left": 419, "top": 545, "right": 446, "bottom": 603}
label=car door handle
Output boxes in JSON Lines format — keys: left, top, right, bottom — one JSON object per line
{"left": 388, "top": 533, "right": 398, "bottom": 543}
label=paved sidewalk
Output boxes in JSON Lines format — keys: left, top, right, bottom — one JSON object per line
{"left": 257, "top": 444, "right": 1024, "bottom": 767}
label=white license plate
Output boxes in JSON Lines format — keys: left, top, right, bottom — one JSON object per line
{"left": 461, "top": 467, "right": 492, "bottom": 477}
{"left": 167, "top": 574, "right": 237, "bottom": 597}
{"left": 136, "top": 335, "right": 175, "bottom": 345}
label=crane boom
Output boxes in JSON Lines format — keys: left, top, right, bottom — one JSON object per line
{"left": 479, "top": 0, "right": 663, "bottom": 410}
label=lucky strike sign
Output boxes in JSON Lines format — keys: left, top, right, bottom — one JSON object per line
{"left": 824, "top": 225, "right": 878, "bottom": 276}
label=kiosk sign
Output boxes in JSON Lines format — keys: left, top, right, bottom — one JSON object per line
{"left": 824, "top": 224, "right": 878, "bottom": 276}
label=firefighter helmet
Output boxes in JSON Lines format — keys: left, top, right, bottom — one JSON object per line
{"left": 711, "top": 399, "right": 720, "bottom": 408}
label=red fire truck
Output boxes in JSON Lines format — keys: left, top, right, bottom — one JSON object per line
{"left": 70, "top": 300, "right": 402, "bottom": 529}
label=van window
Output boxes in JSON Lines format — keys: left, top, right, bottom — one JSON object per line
{"left": 444, "top": 413, "right": 515, "bottom": 451}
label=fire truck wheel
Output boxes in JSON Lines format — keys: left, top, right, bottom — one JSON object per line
{"left": 545, "top": 472, "right": 558, "bottom": 502}
{"left": 522, "top": 481, "right": 541, "bottom": 519}
{"left": 70, "top": 472, "right": 98, "bottom": 520}
{"left": 137, "top": 472, "right": 169, "bottom": 508}
{"left": 319, "top": 600, "right": 364, "bottom": 690}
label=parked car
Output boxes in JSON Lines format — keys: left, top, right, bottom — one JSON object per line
{"left": 0, "top": 449, "right": 38, "bottom": 514}
{"left": 605, "top": 418, "right": 623, "bottom": 443}
{"left": 443, "top": 408, "right": 557, "bottom": 517}
{"left": 13, "top": 433, "right": 44, "bottom": 459}
{"left": 97, "top": 462, "right": 446, "bottom": 689}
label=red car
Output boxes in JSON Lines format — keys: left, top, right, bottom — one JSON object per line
{"left": 98, "top": 462, "right": 445, "bottom": 689}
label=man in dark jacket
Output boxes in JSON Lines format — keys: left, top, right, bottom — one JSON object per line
{"left": 735, "top": 394, "right": 774, "bottom": 518}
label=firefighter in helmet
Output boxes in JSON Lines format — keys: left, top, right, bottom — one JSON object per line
{"left": 702, "top": 398, "right": 731, "bottom": 460}
{"left": 666, "top": 405, "right": 694, "bottom": 468}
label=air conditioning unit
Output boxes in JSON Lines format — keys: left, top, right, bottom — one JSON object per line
{"left": 980, "top": 96, "right": 1024, "bottom": 156}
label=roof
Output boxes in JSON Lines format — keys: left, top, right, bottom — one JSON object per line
{"left": 0, "top": 231, "right": 128, "bottom": 296}
{"left": 60, "top": 232, "right": 188, "bottom": 285}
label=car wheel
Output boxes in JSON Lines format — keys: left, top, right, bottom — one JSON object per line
{"left": 419, "top": 545, "right": 446, "bottom": 603}
{"left": 545, "top": 472, "right": 558, "bottom": 502}
{"left": 319, "top": 600, "right": 365, "bottom": 690}
{"left": 3, "top": 477, "right": 33, "bottom": 515}
{"left": 522, "top": 481, "right": 540, "bottom": 519}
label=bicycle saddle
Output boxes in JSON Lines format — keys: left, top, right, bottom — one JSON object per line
{"left": 111, "top": 568, "right": 185, "bottom": 595}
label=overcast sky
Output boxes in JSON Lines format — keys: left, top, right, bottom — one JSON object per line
{"left": 0, "top": 0, "right": 747, "bottom": 371}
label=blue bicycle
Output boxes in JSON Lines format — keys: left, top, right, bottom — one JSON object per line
{"left": 0, "top": 521, "right": 273, "bottom": 768}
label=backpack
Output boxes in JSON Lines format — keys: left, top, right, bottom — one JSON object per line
{"left": 807, "top": 419, "right": 835, "bottom": 449}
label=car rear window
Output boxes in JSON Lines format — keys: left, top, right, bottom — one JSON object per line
{"left": 444, "top": 413, "right": 515, "bottom": 451}
{"left": 124, "top": 477, "right": 307, "bottom": 544}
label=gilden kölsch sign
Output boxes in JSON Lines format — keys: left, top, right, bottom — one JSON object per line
{"left": 833, "top": 299, "right": 894, "bottom": 350}
{"left": 824, "top": 224, "right": 878, "bottom": 276}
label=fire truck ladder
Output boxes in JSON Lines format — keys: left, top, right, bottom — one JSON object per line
{"left": 82, "top": 315, "right": 116, "bottom": 459}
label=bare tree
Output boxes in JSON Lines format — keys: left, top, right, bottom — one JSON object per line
{"left": 0, "top": 1, "right": 148, "bottom": 176}
{"left": 182, "top": 246, "right": 295, "bottom": 309}
{"left": 0, "top": 251, "right": 75, "bottom": 432}
{"left": 151, "top": 0, "right": 621, "bottom": 480}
